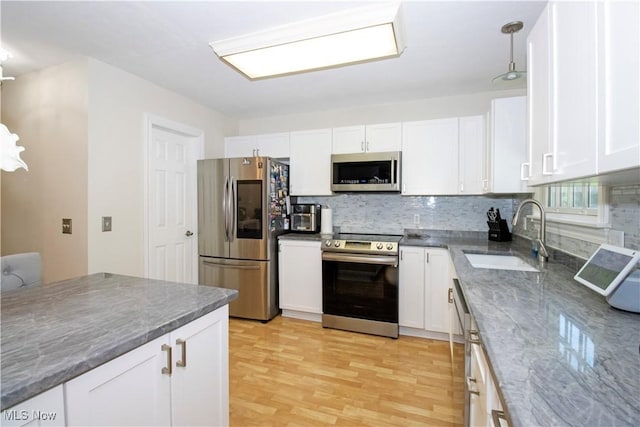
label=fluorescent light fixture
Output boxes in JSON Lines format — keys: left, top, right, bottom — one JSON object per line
{"left": 209, "top": 2, "right": 405, "bottom": 79}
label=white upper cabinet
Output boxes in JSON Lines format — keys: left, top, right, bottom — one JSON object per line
{"left": 527, "top": 1, "right": 639, "bottom": 185}
{"left": 225, "top": 132, "right": 290, "bottom": 158}
{"left": 402, "top": 117, "right": 484, "bottom": 195}
{"left": 551, "top": 1, "right": 598, "bottom": 181}
{"left": 527, "top": 4, "right": 553, "bottom": 186}
{"left": 597, "top": 0, "right": 640, "bottom": 173}
{"left": 485, "top": 96, "right": 529, "bottom": 193}
{"left": 332, "top": 123, "right": 401, "bottom": 154}
{"left": 289, "top": 128, "right": 333, "bottom": 196}
{"left": 402, "top": 118, "right": 459, "bottom": 195}
{"left": 458, "top": 115, "right": 485, "bottom": 195}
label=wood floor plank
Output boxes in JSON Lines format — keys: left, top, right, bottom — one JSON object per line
{"left": 230, "top": 316, "right": 464, "bottom": 426}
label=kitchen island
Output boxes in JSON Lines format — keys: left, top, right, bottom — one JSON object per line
{"left": 0, "top": 273, "right": 238, "bottom": 425}
{"left": 402, "top": 232, "right": 640, "bottom": 426}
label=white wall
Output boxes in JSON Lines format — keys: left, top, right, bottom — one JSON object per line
{"left": 87, "top": 59, "right": 236, "bottom": 277}
{"left": 237, "top": 89, "right": 525, "bottom": 134}
{"left": 1, "top": 59, "right": 89, "bottom": 283}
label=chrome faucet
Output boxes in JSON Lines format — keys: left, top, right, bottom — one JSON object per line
{"left": 512, "top": 198, "right": 549, "bottom": 267}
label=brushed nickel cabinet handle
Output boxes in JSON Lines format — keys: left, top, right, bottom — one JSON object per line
{"left": 468, "top": 330, "right": 482, "bottom": 345}
{"left": 492, "top": 409, "right": 508, "bottom": 426}
{"left": 466, "top": 377, "right": 480, "bottom": 395}
{"left": 176, "top": 339, "right": 187, "bottom": 367}
{"left": 161, "top": 344, "right": 172, "bottom": 375}
{"left": 448, "top": 288, "right": 453, "bottom": 304}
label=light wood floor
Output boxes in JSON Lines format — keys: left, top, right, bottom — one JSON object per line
{"left": 229, "top": 316, "right": 465, "bottom": 426}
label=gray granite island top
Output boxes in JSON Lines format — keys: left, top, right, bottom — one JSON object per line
{"left": 0, "top": 273, "right": 238, "bottom": 411}
{"left": 402, "top": 235, "right": 640, "bottom": 426}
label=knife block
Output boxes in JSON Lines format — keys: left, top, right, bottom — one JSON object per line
{"left": 487, "top": 220, "right": 512, "bottom": 242}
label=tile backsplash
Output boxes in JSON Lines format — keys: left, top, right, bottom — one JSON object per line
{"left": 511, "top": 184, "right": 640, "bottom": 259}
{"left": 610, "top": 185, "right": 640, "bottom": 251}
{"left": 299, "top": 184, "right": 640, "bottom": 261}
{"left": 298, "top": 193, "right": 516, "bottom": 235}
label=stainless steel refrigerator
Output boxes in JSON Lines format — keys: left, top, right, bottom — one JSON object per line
{"left": 197, "top": 157, "right": 289, "bottom": 321}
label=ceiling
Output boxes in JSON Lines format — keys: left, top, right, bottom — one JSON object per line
{"left": 1, "top": 1, "right": 546, "bottom": 120}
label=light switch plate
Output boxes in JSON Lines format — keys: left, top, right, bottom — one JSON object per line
{"left": 62, "top": 218, "right": 72, "bottom": 234}
{"left": 102, "top": 216, "right": 112, "bottom": 232}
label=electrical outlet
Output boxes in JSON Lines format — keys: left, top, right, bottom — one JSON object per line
{"left": 62, "top": 218, "right": 72, "bottom": 234}
{"left": 102, "top": 216, "right": 112, "bottom": 232}
{"left": 413, "top": 214, "right": 420, "bottom": 225}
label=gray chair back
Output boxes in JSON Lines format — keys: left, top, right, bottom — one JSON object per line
{"left": 1, "top": 252, "right": 43, "bottom": 290}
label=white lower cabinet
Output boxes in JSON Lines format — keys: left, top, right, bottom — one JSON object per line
{"left": 399, "top": 247, "right": 453, "bottom": 336}
{"left": 469, "top": 343, "right": 489, "bottom": 427}
{"left": 1, "top": 385, "right": 65, "bottom": 427}
{"left": 469, "top": 340, "right": 509, "bottom": 427}
{"left": 64, "top": 306, "right": 229, "bottom": 426}
{"left": 278, "top": 240, "right": 322, "bottom": 320}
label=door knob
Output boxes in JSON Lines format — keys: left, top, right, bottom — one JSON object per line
{"left": 185, "top": 230, "right": 194, "bottom": 237}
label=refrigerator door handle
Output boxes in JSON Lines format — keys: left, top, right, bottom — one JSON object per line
{"left": 229, "top": 176, "right": 236, "bottom": 242}
{"left": 223, "top": 175, "right": 229, "bottom": 241}
{"left": 201, "top": 259, "right": 261, "bottom": 270}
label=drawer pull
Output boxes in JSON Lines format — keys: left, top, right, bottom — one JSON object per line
{"left": 466, "top": 376, "right": 480, "bottom": 395}
{"left": 176, "top": 339, "right": 187, "bottom": 368}
{"left": 161, "top": 344, "right": 172, "bottom": 375}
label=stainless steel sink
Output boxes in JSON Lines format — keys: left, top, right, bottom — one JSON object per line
{"left": 464, "top": 253, "right": 539, "bottom": 272}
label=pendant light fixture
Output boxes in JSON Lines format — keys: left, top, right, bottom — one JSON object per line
{"left": 492, "top": 21, "right": 526, "bottom": 85}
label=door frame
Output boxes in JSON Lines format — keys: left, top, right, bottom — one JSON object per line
{"left": 143, "top": 114, "right": 204, "bottom": 282}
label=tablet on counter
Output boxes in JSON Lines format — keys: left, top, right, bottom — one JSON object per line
{"left": 574, "top": 244, "right": 640, "bottom": 296}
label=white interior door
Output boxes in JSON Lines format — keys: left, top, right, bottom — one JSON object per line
{"left": 148, "top": 119, "right": 203, "bottom": 284}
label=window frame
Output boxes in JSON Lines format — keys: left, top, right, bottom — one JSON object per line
{"left": 533, "top": 183, "right": 610, "bottom": 227}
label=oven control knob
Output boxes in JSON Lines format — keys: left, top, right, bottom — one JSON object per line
{"left": 376, "top": 242, "right": 383, "bottom": 250}
{"left": 386, "top": 243, "right": 394, "bottom": 250}
{"left": 334, "top": 241, "right": 341, "bottom": 247}
{"left": 325, "top": 240, "right": 332, "bottom": 247}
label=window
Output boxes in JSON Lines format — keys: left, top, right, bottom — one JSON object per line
{"left": 546, "top": 183, "right": 599, "bottom": 215}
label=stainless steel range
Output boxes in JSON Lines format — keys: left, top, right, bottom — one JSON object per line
{"left": 321, "top": 233, "right": 401, "bottom": 338}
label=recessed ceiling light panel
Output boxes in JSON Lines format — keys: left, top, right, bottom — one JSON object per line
{"left": 210, "top": 2, "right": 405, "bottom": 80}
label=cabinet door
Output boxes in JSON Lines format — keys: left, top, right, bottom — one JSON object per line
{"left": 365, "top": 122, "right": 402, "bottom": 153}
{"left": 402, "top": 118, "right": 459, "bottom": 195}
{"left": 398, "top": 247, "right": 425, "bottom": 328}
{"left": 424, "top": 248, "right": 452, "bottom": 334}
{"left": 65, "top": 335, "right": 171, "bottom": 426}
{"left": 1, "top": 385, "right": 65, "bottom": 427}
{"left": 332, "top": 126, "right": 366, "bottom": 154}
{"left": 459, "top": 116, "right": 485, "bottom": 195}
{"left": 255, "top": 132, "right": 290, "bottom": 158}
{"left": 527, "top": 4, "right": 553, "bottom": 186}
{"left": 490, "top": 97, "right": 528, "bottom": 193}
{"left": 469, "top": 343, "right": 489, "bottom": 427}
{"left": 289, "top": 129, "right": 332, "bottom": 196}
{"left": 551, "top": 1, "right": 598, "bottom": 181}
{"left": 224, "top": 136, "right": 255, "bottom": 158}
{"left": 278, "top": 240, "right": 323, "bottom": 314}
{"left": 171, "top": 306, "right": 229, "bottom": 427}
{"left": 597, "top": 0, "right": 640, "bottom": 173}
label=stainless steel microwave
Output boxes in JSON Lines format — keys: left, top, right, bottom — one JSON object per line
{"left": 331, "top": 151, "right": 401, "bottom": 192}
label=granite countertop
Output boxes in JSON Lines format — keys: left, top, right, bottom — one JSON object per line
{"left": 278, "top": 232, "right": 327, "bottom": 242}
{"left": 401, "top": 233, "right": 640, "bottom": 426}
{"left": 0, "top": 273, "right": 238, "bottom": 411}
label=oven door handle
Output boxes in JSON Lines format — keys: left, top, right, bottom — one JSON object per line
{"left": 322, "top": 252, "right": 398, "bottom": 266}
